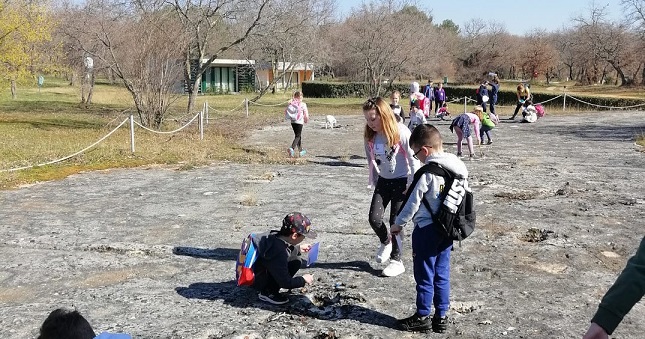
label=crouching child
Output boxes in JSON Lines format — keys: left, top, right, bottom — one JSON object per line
{"left": 390, "top": 124, "right": 469, "bottom": 333}
{"left": 252, "top": 212, "right": 316, "bottom": 305}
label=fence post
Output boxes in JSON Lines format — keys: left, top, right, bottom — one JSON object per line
{"left": 245, "top": 98, "right": 249, "bottom": 118}
{"left": 563, "top": 91, "right": 567, "bottom": 111}
{"left": 129, "top": 114, "right": 135, "bottom": 153}
{"left": 205, "top": 101, "right": 209, "bottom": 125}
{"left": 463, "top": 96, "right": 467, "bottom": 113}
{"left": 199, "top": 107, "right": 204, "bottom": 140}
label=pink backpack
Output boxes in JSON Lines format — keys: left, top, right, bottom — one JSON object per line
{"left": 285, "top": 100, "right": 302, "bottom": 121}
{"left": 535, "top": 104, "right": 545, "bottom": 118}
{"left": 411, "top": 93, "right": 430, "bottom": 118}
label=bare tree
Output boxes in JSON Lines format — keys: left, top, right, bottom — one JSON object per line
{"left": 575, "top": 3, "right": 634, "bottom": 85}
{"left": 331, "top": 1, "right": 434, "bottom": 96}
{"left": 622, "top": 0, "right": 645, "bottom": 37}
{"left": 60, "top": 0, "right": 186, "bottom": 127}
{"left": 238, "top": 0, "right": 336, "bottom": 100}
{"left": 622, "top": 0, "right": 645, "bottom": 84}
{"left": 455, "top": 19, "right": 511, "bottom": 82}
{"left": 521, "top": 30, "right": 559, "bottom": 83}
{"left": 166, "top": 0, "right": 271, "bottom": 115}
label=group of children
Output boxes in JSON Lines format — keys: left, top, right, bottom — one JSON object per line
{"left": 390, "top": 82, "right": 451, "bottom": 132}
{"left": 264, "top": 94, "right": 473, "bottom": 333}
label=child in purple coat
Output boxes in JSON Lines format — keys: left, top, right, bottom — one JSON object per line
{"left": 433, "top": 83, "right": 446, "bottom": 114}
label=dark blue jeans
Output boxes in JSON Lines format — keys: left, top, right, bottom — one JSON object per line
{"left": 480, "top": 125, "right": 493, "bottom": 142}
{"left": 412, "top": 224, "right": 453, "bottom": 317}
{"left": 490, "top": 97, "right": 497, "bottom": 115}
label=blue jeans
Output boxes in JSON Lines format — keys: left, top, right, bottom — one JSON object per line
{"left": 480, "top": 125, "right": 493, "bottom": 142}
{"left": 490, "top": 97, "right": 497, "bottom": 115}
{"left": 412, "top": 224, "right": 453, "bottom": 317}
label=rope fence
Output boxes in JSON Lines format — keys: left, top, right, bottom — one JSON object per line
{"left": 3, "top": 92, "right": 643, "bottom": 172}
{"left": 247, "top": 99, "right": 290, "bottom": 107}
{"left": 1, "top": 110, "right": 206, "bottom": 172}
{"left": 1, "top": 118, "right": 130, "bottom": 173}
{"left": 566, "top": 95, "right": 645, "bottom": 109}
{"left": 133, "top": 112, "right": 200, "bottom": 134}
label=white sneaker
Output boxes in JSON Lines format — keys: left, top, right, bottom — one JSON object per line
{"left": 375, "top": 242, "right": 392, "bottom": 263}
{"left": 382, "top": 260, "right": 405, "bottom": 277}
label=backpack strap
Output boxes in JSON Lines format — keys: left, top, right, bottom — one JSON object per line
{"left": 399, "top": 162, "right": 454, "bottom": 216}
{"left": 418, "top": 163, "right": 454, "bottom": 217}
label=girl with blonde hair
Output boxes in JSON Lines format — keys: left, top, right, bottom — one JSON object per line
{"left": 510, "top": 84, "right": 531, "bottom": 120}
{"left": 363, "top": 97, "right": 418, "bottom": 277}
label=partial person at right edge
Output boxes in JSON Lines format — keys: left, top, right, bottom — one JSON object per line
{"left": 583, "top": 236, "right": 645, "bottom": 339}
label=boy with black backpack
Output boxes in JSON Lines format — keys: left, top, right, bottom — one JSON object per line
{"left": 391, "top": 124, "right": 472, "bottom": 333}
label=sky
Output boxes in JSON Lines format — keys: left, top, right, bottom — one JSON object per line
{"left": 336, "top": 0, "right": 626, "bottom": 36}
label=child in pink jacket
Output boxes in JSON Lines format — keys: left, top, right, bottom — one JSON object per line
{"left": 449, "top": 106, "right": 482, "bottom": 158}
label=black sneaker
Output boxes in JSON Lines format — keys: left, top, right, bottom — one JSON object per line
{"left": 258, "top": 292, "right": 289, "bottom": 305}
{"left": 397, "top": 313, "right": 431, "bottom": 332}
{"left": 432, "top": 315, "right": 449, "bottom": 333}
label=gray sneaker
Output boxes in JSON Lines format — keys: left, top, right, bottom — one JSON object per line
{"left": 258, "top": 292, "right": 289, "bottom": 305}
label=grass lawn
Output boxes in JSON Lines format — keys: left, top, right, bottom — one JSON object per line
{"left": 0, "top": 77, "right": 643, "bottom": 189}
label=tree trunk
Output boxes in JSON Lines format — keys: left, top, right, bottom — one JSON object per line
{"left": 642, "top": 64, "right": 645, "bottom": 86}
{"left": 608, "top": 61, "right": 628, "bottom": 86}
{"left": 10, "top": 79, "right": 17, "bottom": 99}
{"left": 85, "top": 72, "right": 96, "bottom": 107}
{"left": 81, "top": 72, "right": 88, "bottom": 103}
{"left": 187, "top": 74, "right": 201, "bottom": 114}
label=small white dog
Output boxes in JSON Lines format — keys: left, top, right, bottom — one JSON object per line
{"left": 325, "top": 115, "right": 337, "bottom": 129}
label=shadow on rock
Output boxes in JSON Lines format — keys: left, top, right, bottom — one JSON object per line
{"left": 312, "top": 261, "right": 382, "bottom": 277}
{"left": 308, "top": 155, "right": 366, "bottom": 168}
{"left": 175, "top": 281, "right": 397, "bottom": 329}
{"left": 172, "top": 246, "right": 239, "bottom": 260}
{"left": 536, "top": 122, "right": 645, "bottom": 142}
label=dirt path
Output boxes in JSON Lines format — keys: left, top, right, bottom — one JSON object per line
{"left": 1, "top": 111, "right": 644, "bottom": 338}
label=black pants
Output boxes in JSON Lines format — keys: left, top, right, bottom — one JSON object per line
{"left": 253, "top": 259, "right": 301, "bottom": 295}
{"left": 512, "top": 97, "right": 531, "bottom": 119}
{"left": 369, "top": 177, "right": 406, "bottom": 261}
{"left": 290, "top": 123, "right": 303, "bottom": 151}
{"left": 434, "top": 100, "right": 445, "bottom": 114}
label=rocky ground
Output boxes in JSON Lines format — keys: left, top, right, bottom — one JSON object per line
{"left": 1, "top": 110, "right": 644, "bottom": 339}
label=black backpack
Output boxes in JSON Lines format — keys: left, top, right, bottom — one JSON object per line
{"left": 411, "top": 163, "right": 476, "bottom": 243}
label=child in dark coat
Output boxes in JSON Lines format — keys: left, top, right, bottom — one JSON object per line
{"left": 252, "top": 212, "right": 316, "bottom": 305}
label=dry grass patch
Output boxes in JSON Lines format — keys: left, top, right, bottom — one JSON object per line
{"left": 239, "top": 193, "right": 258, "bottom": 206}
{"left": 636, "top": 133, "right": 645, "bottom": 148}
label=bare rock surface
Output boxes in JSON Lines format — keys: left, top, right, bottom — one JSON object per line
{"left": 1, "top": 111, "right": 645, "bottom": 338}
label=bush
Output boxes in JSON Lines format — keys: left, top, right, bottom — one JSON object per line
{"left": 302, "top": 81, "right": 411, "bottom": 98}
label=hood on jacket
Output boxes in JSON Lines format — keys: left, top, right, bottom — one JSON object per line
{"left": 426, "top": 152, "right": 468, "bottom": 178}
